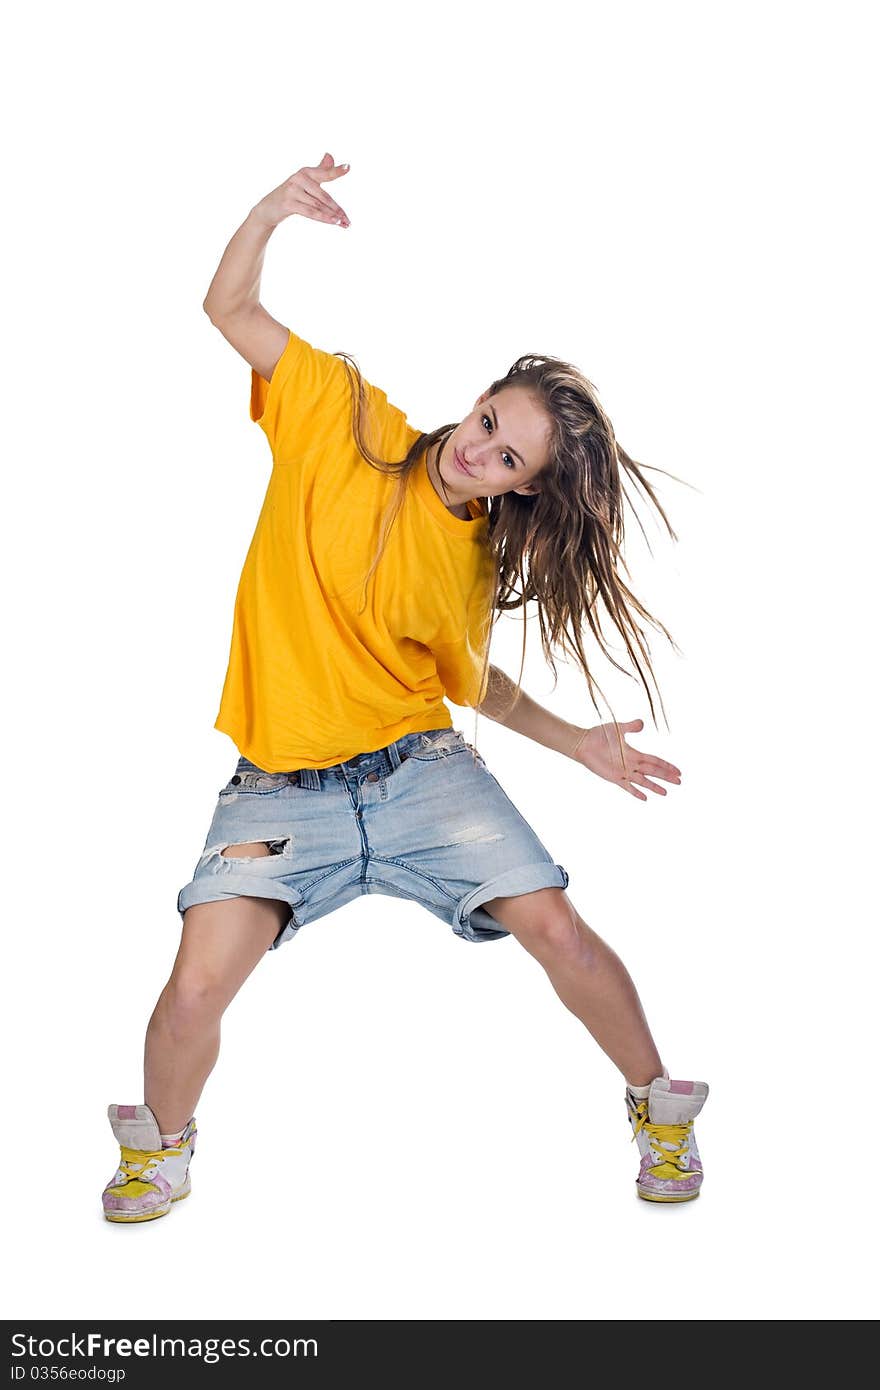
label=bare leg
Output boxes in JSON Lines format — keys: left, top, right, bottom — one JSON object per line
{"left": 482, "top": 887, "right": 664, "bottom": 1087}
{"left": 145, "top": 843, "right": 290, "bottom": 1133}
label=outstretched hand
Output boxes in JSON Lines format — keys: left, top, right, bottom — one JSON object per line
{"left": 574, "top": 719, "right": 682, "bottom": 801}
{"left": 253, "top": 152, "right": 351, "bottom": 232}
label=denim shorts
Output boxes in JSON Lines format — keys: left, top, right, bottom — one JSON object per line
{"left": 176, "top": 727, "right": 569, "bottom": 950}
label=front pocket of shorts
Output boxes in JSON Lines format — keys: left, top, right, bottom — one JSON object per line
{"left": 218, "top": 768, "right": 291, "bottom": 797}
{"left": 407, "top": 729, "right": 469, "bottom": 762}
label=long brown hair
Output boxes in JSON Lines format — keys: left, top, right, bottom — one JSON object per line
{"left": 334, "top": 349, "right": 693, "bottom": 769}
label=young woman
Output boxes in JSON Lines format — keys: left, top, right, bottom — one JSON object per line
{"left": 102, "top": 153, "right": 709, "bottom": 1222}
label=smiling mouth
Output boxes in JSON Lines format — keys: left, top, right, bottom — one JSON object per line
{"left": 454, "top": 450, "right": 474, "bottom": 477}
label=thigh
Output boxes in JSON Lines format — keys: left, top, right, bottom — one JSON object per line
{"left": 173, "top": 845, "right": 289, "bottom": 1007}
{"left": 480, "top": 885, "right": 574, "bottom": 928}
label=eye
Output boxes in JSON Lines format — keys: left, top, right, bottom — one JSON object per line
{"left": 481, "top": 414, "right": 516, "bottom": 470}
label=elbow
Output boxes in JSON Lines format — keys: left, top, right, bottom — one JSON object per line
{"left": 203, "top": 298, "right": 256, "bottom": 327}
{"left": 202, "top": 295, "right": 232, "bottom": 324}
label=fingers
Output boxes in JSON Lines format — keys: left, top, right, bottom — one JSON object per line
{"left": 312, "top": 153, "right": 351, "bottom": 187}
{"left": 615, "top": 723, "right": 682, "bottom": 781}
{"left": 322, "top": 160, "right": 351, "bottom": 182}
{"left": 629, "top": 748, "right": 682, "bottom": 782}
{"left": 630, "top": 771, "right": 666, "bottom": 796}
{"left": 299, "top": 171, "right": 351, "bottom": 226}
{"left": 623, "top": 780, "right": 648, "bottom": 801}
{"left": 660, "top": 760, "right": 682, "bottom": 779}
{"left": 314, "top": 152, "right": 350, "bottom": 180}
{"left": 642, "top": 762, "right": 681, "bottom": 784}
{"left": 621, "top": 766, "right": 682, "bottom": 799}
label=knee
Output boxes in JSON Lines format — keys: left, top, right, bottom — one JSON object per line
{"left": 512, "top": 896, "right": 597, "bottom": 967}
{"left": 159, "top": 966, "right": 227, "bottom": 1032}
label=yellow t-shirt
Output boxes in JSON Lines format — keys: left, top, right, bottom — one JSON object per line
{"left": 213, "top": 328, "right": 495, "bottom": 771}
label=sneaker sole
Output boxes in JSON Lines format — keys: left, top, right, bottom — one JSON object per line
{"left": 637, "top": 1187, "right": 701, "bottom": 1203}
{"left": 103, "top": 1182, "right": 191, "bottom": 1223}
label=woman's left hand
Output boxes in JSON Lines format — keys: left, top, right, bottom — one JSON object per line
{"left": 573, "top": 719, "right": 682, "bottom": 800}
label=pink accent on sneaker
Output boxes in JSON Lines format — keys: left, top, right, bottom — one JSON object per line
{"left": 104, "top": 1192, "right": 157, "bottom": 1214}
{"left": 103, "top": 1170, "right": 173, "bottom": 1213}
{"left": 117, "top": 1105, "right": 138, "bottom": 1119}
{"left": 637, "top": 1152, "right": 703, "bottom": 1197}
{"left": 667, "top": 1080, "right": 695, "bottom": 1095}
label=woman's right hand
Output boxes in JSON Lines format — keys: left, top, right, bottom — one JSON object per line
{"left": 252, "top": 153, "right": 351, "bottom": 231}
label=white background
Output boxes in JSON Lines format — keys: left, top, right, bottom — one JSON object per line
{"left": 4, "top": 0, "right": 877, "bottom": 1322}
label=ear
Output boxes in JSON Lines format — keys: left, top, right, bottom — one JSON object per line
{"left": 513, "top": 481, "right": 541, "bottom": 497}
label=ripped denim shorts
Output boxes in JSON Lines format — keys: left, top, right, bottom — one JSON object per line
{"left": 176, "top": 726, "right": 569, "bottom": 950}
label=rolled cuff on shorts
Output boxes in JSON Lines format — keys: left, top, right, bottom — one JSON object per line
{"left": 453, "top": 862, "right": 570, "bottom": 943}
{"left": 176, "top": 876, "right": 303, "bottom": 945}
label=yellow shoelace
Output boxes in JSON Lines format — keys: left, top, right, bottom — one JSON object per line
{"left": 630, "top": 1104, "right": 693, "bottom": 1171}
{"left": 116, "top": 1141, "right": 184, "bottom": 1183}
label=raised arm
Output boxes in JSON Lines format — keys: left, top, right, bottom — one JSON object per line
{"left": 202, "top": 153, "right": 351, "bottom": 383}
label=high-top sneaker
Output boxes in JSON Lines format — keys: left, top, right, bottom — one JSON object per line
{"left": 626, "top": 1077, "right": 708, "bottom": 1203}
{"left": 102, "top": 1104, "right": 197, "bottom": 1223}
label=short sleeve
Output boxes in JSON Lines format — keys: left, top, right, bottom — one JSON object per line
{"left": 249, "top": 329, "right": 355, "bottom": 462}
{"left": 250, "top": 328, "right": 409, "bottom": 466}
{"left": 432, "top": 636, "right": 492, "bottom": 708}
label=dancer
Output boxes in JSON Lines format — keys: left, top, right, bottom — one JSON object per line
{"left": 102, "top": 153, "right": 708, "bottom": 1222}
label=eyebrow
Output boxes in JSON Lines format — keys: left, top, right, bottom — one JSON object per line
{"left": 488, "top": 403, "right": 527, "bottom": 468}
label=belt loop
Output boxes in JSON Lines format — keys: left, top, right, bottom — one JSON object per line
{"left": 387, "top": 738, "right": 403, "bottom": 772}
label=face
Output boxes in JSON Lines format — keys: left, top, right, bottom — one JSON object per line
{"left": 436, "top": 386, "right": 554, "bottom": 501}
